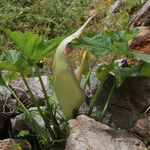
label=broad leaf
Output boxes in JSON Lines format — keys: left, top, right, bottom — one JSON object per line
{"left": 31, "top": 36, "right": 65, "bottom": 61}
{"left": 0, "top": 60, "right": 16, "bottom": 71}
{"left": 4, "top": 49, "right": 20, "bottom": 64}
{"left": 0, "top": 71, "right": 16, "bottom": 86}
{"left": 0, "top": 56, "right": 32, "bottom": 75}
{"left": 131, "top": 52, "right": 150, "bottom": 63}
{"left": 110, "top": 42, "right": 129, "bottom": 56}
{"left": 3, "top": 29, "right": 38, "bottom": 58}
{"left": 3, "top": 29, "right": 64, "bottom": 61}
{"left": 96, "top": 64, "right": 108, "bottom": 81}
{"left": 112, "top": 62, "right": 150, "bottom": 87}
{"left": 76, "top": 29, "right": 138, "bottom": 57}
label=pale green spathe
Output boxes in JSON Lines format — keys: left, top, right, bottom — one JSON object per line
{"left": 53, "top": 15, "right": 95, "bottom": 119}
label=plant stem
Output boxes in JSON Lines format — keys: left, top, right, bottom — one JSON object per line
{"left": 6, "top": 85, "right": 30, "bottom": 115}
{"left": 6, "top": 85, "right": 49, "bottom": 142}
{"left": 100, "top": 80, "right": 116, "bottom": 121}
{"left": 83, "top": 68, "right": 91, "bottom": 89}
{"left": 21, "top": 74, "right": 44, "bottom": 117}
{"left": 145, "top": 106, "right": 150, "bottom": 114}
{"left": 87, "top": 75, "right": 107, "bottom": 116}
{"left": 83, "top": 60, "right": 96, "bottom": 89}
{"left": 37, "top": 73, "right": 61, "bottom": 135}
{"left": 87, "top": 56, "right": 116, "bottom": 116}
{"left": 21, "top": 74, "right": 56, "bottom": 139}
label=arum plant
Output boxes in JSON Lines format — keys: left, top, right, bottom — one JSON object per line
{"left": 53, "top": 14, "right": 95, "bottom": 119}
{"left": 1, "top": 16, "right": 150, "bottom": 149}
{"left": 0, "top": 15, "right": 95, "bottom": 147}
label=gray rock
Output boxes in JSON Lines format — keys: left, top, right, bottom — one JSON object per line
{"left": 66, "top": 115, "right": 147, "bottom": 150}
{"left": 0, "top": 75, "right": 51, "bottom": 115}
{"left": 0, "top": 86, "right": 11, "bottom": 101}
{"left": 0, "top": 86, "right": 14, "bottom": 111}
{"left": 90, "top": 65, "right": 100, "bottom": 94}
{"left": 11, "top": 107, "right": 45, "bottom": 135}
{"left": 96, "top": 74, "right": 150, "bottom": 129}
{"left": 131, "top": 116, "right": 150, "bottom": 141}
{"left": 10, "top": 75, "right": 51, "bottom": 100}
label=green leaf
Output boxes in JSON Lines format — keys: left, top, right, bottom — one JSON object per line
{"left": 77, "top": 29, "right": 138, "bottom": 58}
{"left": 0, "top": 73, "right": 6, "bottom": 86}
{"left": 17, "top": 130, "right": 30, "bottom": 137}
{"left": 112, "top": 62, "right": 150, "bottom": 87}
{"left": 3, "top": 29, "right": 43, "bottom": 58}
{"left": 3, "top": 29, "right": 64, "bottom": 62}
{"left": 131, "top": 52, "right": 150, "bottom": 62}
{"left": 103, "top": 29, "right": 138, "bottom": 42}
{"left": 0, "top": 57, "right": 31, "bottom": 74}
{"left": 1, "top": 72, "right": 10, "bottom": 86}
{"left": 0, "top": 71, "right": 16, "bottom": 86}
{"left": 77, "top": 35, "right": 111, "bottom": 57}
{"left": 31, "top": 36, "right": 65, "bottom": 61}
{"left": 96, "top": 64, "right": 108, "bottom": 81}
{"left": 110, "top": 42, "right": 129, "bottom": 56}
{"left": 110, "top": 63, "right": 123, "bottom": 87}
{"left": 0, "top": 60, "right": 15, "bottom": 71}
{"left": 139, "top": 62, "right": 150, "bottom": 76}
{"left": 4, "top": 49, "right": 20, "bottom": 64}
{"left": 14, "top": 56, "right": 32, "bottom": 74}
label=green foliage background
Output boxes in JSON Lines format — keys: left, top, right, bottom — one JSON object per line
{"left": 0, "top": 0, "right": 141, "bottom": 51}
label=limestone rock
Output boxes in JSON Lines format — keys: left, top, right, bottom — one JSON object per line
{"left": 11, "top": 107, "right": 45, "bottom": 135}
{"left": 131, "top": 116, "right": 150, "bottom": 141}
{"left": 66, "top": 115, "right": 147, "bottom": 150}
{"left": 10, "top": 75, "right": 51, "bottom": 100}
{"left": 0, "top": 75, "right": 51, "bottom": 117}
{"left": 0, "top": 85, "right": 14, "bottom": 112}
{"left": 0, "top": 86, "right": 11, "bottom": 102}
